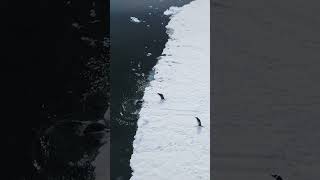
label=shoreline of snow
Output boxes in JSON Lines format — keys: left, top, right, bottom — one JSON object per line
{"left": 130, "top": 0, "right": 210, "bottom": 179}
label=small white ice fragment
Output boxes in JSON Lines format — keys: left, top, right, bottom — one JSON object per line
{"left": 72, "top": 22, "right": 81, "bottom": 29}
{"left": 33, "top": 160, "right": 41, "bottom": 170}
{"left": 130, "top": 17, "right": 141, "bottom": 23}
{"left": 146, "top": 53, "right": 152, "bottom": 56}
{"left": 90, "top": 9, "right": 96, "bottom": 17}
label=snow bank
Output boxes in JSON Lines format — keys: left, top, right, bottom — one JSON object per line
{"left": 130, "top": 0, "right": 210, "bottom": 179}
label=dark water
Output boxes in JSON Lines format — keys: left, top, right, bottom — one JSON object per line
{"left": 111, "top": 0, "right": 193, "bottom": 179}
{"left": 213, "top": 0, "right": 320, "bottom": 179}
{"left": 2, "top": 1, "right": 109, "bottom": 179}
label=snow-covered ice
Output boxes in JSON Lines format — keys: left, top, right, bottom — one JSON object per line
{"left": 163, "top": 6, "right": 181, "bottom": 16}
{"left": 130, "top": 0, "right": 210, "bottom": 179}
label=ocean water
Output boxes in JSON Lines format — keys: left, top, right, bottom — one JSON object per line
{"left": 130, "top": 0, "right": 210, "bottom": 179}
{"left": 110, "top": 0, "right": 193, "bottom": 179}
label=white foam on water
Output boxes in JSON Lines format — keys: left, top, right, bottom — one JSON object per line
{"left": 130, "top": 0, "right": 210, "bottom": 179}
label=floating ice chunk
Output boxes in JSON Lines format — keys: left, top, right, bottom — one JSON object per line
{"left": 80, "top": 36, "right": 97, "bottom": 47}
{"left": 65, "top": 1, "right": 71, "bottom": 6}
{"left": 71, "top": 22, "right": 81, "bottom": 29}
{"left": 33, "top": 160, "right": 41, "bottom": 171}
{"left": 90, "top": 9, "right": 96, "bottom": 17}
{"left": 130, "top": 17, "right": 141, "bottom": 23}
{"left": 89, "top": 20, "right": 101, "bottom": 24}
{"left": 146, "top": 53, "right": 152, "bottom": 56}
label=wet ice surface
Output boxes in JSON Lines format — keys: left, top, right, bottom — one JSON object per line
{"left": 130, "top": 0, "right": 210, "bottom": 179}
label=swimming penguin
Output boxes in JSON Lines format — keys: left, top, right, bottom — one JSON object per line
{"left": 135, "top": 100, "right": 144, "bottom": 105}
{"left": 195, "top": 117, "right": 203, "bottom": 127}
{"left": 135, "top": 100, "right": 144, "bottom": 108}
{"left": 271, "top": 174, "right": 283, "bottom": 180}
{"left": 157, "top": 93, "right": 165, "bottom": 100}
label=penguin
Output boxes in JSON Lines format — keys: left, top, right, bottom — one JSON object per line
{"left": 135, "top": 100, "right": 144, "bottom": 108}
{"left": 157, "top": 93, "right": 165, "bottom": 100}
{"left": 195, "top": 117, "right": 203, "bottom": 127}
{"left": 135, "top": 100, "right": 144, "bottom": 105}
{"left": 271, "top": 174, "right": 283, "bottom": 180}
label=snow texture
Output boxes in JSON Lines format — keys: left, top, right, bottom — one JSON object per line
{"left": 130, "top": 0, "right": 210, "bottom": 179}
{"left": 164, "top": 6, "right": 181, "bottom": 16}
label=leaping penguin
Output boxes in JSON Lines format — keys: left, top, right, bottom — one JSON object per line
{"left": 271, "top": 174, "right": 283, "bottom": 180}
{"left": 195, "top": 117, "right": 203, "bottom": 127}
{"left": 157, "top": 93, "right": 165, "bottom": 100}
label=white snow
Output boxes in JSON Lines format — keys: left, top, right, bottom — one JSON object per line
{"left": 130, "top": 0, "right": 210, "bottom": 179}
{"left": 163, "top": 6, "right": 181, "bottom": 16}
{"left": 130, "top": 17, "right": 142, "bottom": 23}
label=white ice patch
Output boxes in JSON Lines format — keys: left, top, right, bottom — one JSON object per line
{"left": 164, "top": 6, "right": 181, "bottom": 16}
{"left": 130, "top": 0, "right": 210, "bottom": 179}
{"left": 130, "top": 17, "right": 142, "bottom": 23}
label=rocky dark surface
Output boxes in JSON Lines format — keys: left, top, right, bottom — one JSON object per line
{"left": 2, "top": 1, "right": 109, "bottom": 179}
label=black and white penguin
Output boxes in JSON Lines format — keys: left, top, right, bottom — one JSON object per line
{"left": 157, "top": 93, "right": 165, "bottom": 100}
{"left": 195, "top": 117, "right": 203, "bottom": 127}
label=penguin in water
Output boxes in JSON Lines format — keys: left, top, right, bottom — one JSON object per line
{"left": 157, "top": 93, "right": 165, "bottom": 100}
{"left": 195, "top": 117, "right": 203, "bottom": 127}
{"left": 135, "top": 100, "right": 144, "bottom": 108}
{"left": 271, "top": 174, "right": 283, "bottom": 180}
{"left": 136, "top": 100, "right": 144, "bottom": 105}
